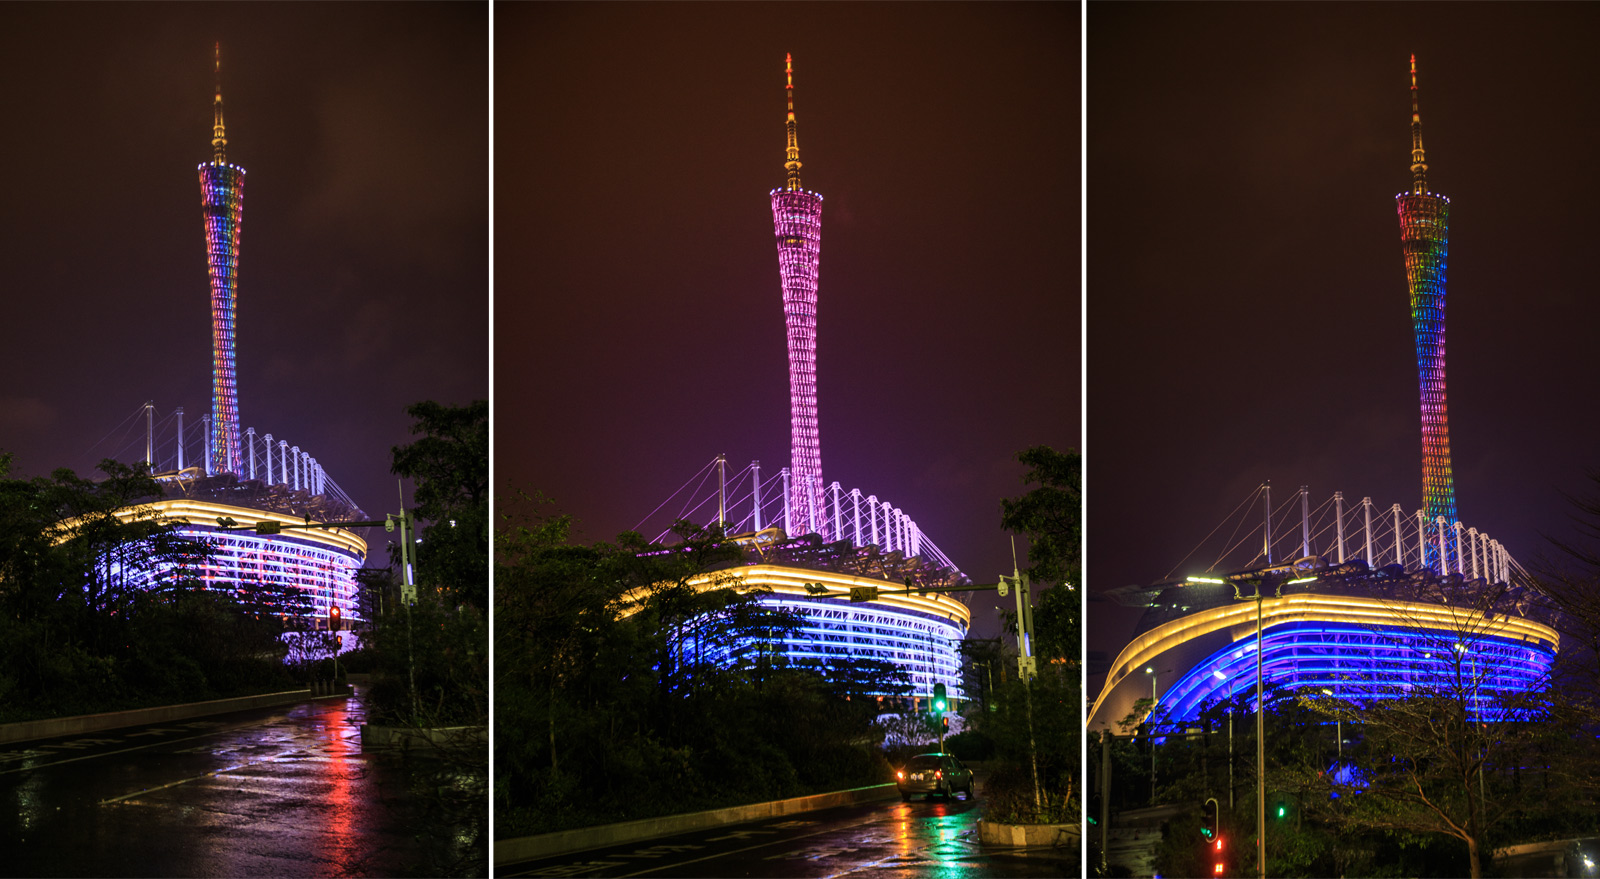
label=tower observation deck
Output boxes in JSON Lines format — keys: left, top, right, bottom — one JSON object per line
{"left": 1396, "top": 55, "right": 1457, "bottom": 535}
{"left": 771, "top": 53, "right": 828, "bottom": 538}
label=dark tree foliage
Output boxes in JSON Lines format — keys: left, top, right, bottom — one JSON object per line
{"left": 392, "top": 399, "right": 488, "bottom": 611}
{"left": 0, "top": 454, "right": 296, "bottom": 722}
{"left": 364, "top": 400, "right": 489, "bottom": 728}
{"left": 495, "top": 491, "right": 900, "bottom": 838}
{"left": 984, "top": 445, "right": 1081, "bottom": 823}
{"left": 1000, "top": 445, "right": 1081, "bottom": 664}
{"left": 1129, "top": 675, "right": 1586, "bottom": 878}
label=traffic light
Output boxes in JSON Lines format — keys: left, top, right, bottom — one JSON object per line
{"left": 1201, "top": 797, "right": 1218, "bottom": 839}
{"left": 329, "top": 605, "right": 342, "bottom": 632}
{"left": 941, "top": 715, "right": 949, "bottom": 731}
{"left": 933, "top": 683, "right": 948, "bottom": 714}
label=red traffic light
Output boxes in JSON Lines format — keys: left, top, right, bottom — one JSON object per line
{"left": 329, "top": 605, "right": 343, "bottom": 632}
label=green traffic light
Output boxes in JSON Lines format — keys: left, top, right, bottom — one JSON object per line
{"left": 1277, "top": 806, "right": 1287, "bottom": 818}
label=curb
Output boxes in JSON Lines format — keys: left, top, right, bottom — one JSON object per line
{"left": 495, "top": 782, "right": 898, "bottom": 867}
{"left": 0, "top": 687, "right": 346, "bottom": 746}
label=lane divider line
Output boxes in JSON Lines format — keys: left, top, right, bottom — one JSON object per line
{"left": 0, "top": 700, "right": 349, "bottom": 778}
{"left": 96, "top": 749, "right": 305, "bottom": 806}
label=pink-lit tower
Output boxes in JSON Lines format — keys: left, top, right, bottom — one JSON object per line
{"left": 771, "top": 53, "right": 827, "bottom": 537}
{"left": 1396, "top": 55, "right": 1458, "bottom": 535}
{"left": 200, "top": 43, "right": 246, "bottom": 477}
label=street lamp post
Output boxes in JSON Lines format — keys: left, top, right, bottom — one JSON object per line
{"left": 1146, "top": 665, "right": 1158, "bottom": 804}
{"left": 1320, "top": 687, "right": 1341, "bottom": 761}
{"left": 1229, "top": 573, "right": 1288, "bottom": 879}
{"left": 1213, "top": 668, "right": 1233, "bottom": 809}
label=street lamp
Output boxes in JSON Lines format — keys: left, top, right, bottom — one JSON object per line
{"left": 1215, "top": 668, "right": 1233, "bottom": 809}
{"left": 1144, "top": 666, "right": 1168, "bottom": 804}
{"left": 1226, "top": 571, "right": 1289, "bottom": 879}
{"left": 1320, "top": 687, "right": 1341, "bottom": 761}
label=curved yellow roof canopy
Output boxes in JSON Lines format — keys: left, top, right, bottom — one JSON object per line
{"left": 1088, "top": 592, "right": 1559, "bottom": 727}
{"left": 621, "top": 563, "right": 971, "bottom": 630}
{"left": 106, "top": 498, "right": 368, "bottom": 560}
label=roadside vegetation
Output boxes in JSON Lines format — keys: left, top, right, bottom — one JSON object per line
{"left": 495, "top": 496, "right": 909, "bottom": 839}
{"left": 962, "top": 445, "right": 1082, "bottom": 826}
{"left": 0, "top": 456, "right": 300, "bottom": 724}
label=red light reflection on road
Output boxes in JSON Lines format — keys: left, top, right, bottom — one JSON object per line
{"left": 313, "top": 700, "right": 358, "bottom": 877}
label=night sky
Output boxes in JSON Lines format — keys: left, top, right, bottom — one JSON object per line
{"left": 1089, "top": 5, "right": 1600, "bottom": 682}
{"left": 498, "top": 4, "right": 1080, "bottom": 641}
{"left": 0, "top": 5, "right": 487, "bottom": 533}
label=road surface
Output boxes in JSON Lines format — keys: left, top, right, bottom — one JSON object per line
{"left": 0, "top": 686, "right": 484, "bottom": 877}
{"left": 497, "top": 784, "right": 1077, "bottom": 878}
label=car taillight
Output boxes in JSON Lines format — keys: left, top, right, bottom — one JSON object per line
{"left": 935, "top": 770, "right": 943, "bottom": 779}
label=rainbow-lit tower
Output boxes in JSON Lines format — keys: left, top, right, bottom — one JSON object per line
{"left": 200, "top": 43, "right": 246, "bottom": 477}
{"left": 770, "top": 53, "right": 827, "bottom": 537}
{"left": 1396, "top": 54, "right": 1457, "bottom": 534}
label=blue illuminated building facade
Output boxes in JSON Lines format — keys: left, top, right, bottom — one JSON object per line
{"left": 639, "top": 563, "right": 969, "bottom": 702}
{"left": 1089, "top": 563, "right": 1558, "bottom": 730}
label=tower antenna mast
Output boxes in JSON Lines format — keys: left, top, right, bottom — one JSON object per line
{"left": 1409, "top": 53, "right": 1427, "bottom": 195}
{"left": 784, "top": 52, "right": 802, "bottom": 191}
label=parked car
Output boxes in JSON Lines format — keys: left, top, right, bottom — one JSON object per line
{"left": 895, "top": 752, "right": 974, "bottom": 802}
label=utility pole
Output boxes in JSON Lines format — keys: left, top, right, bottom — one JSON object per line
{"left": 217, "top": 501, "right": 421, "bottom": 722}
{"left": 1000, "top": 542, "right": 1042, "bottom": 813}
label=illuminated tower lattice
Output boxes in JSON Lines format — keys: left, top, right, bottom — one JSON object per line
{"left": 200, "top": 44, "right": 246, "bottom": 477}
{"left": 1396, "top": 55, "right": 1457, "bottom": 533}
{"left": 771, "top": 53, "right": 827, "bottom": 537}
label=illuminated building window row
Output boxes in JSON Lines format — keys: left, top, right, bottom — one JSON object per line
{"left": 758, "top": 596, "right": 965, "bottom": 699}
{"left": 1161, "top": 621, "right": 1554, "bottom": 724}
{"left": 118, "top": 524, "right": 363, "bottom": 627}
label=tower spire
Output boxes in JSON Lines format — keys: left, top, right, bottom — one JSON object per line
{"left": 212, "top": 42, "right": 228, "bottom": 164}
{"left": 1409, "top": 53, "right": 1427, "bottom": 195}
{"left": 784, "top": 52, "right": 802, "bottom": 191}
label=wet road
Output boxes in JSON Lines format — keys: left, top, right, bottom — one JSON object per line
{"left": 497, "top": 787, "right": 1078, "bottom": 879}
{"left": 0, "top": 687, "right": 485, "bottom": 877}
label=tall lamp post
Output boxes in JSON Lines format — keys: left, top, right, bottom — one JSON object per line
{"left": 1144, "top": 665, "right": 1161, "bottom": 804}
{"left": 1198, "top": 570, "right": 1300, "bottom": 879}
{"left": 1320, "top": 686, "right": 1342, "bottom": 761}
{"left": 1214, "top": 668, "right": 1233, "bottom": 809}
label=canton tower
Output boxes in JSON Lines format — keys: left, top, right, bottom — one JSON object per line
{"left": 200, "top": 43, "right": 246, "bottom": 477}
{"left": 771, "top": 53, "right": 827, "bottom": 537}
{"left": 1395, "top": 55, "right": 1457, "bottom": 534}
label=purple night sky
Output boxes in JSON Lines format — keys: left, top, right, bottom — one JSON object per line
{"left": 1089, "top": 4, "right": 1600, "bottom": 688}
{"left": 0, "top": 5, "right": 487, "bottom": 533}
{"left": 498, "top": 4, "right": 1080, "bottom": 642}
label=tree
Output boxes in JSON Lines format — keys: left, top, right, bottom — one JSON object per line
{"left": 1292, "top": 587, "right": 1571, "bottom": 879}
{"left": 364, "top": 400, "right": 489, "bottom": 727}
{"left": 992, "top": 445, "right": 1082, "bottom": 820}
{"left": 1000, "top": 445, "right": 1080, "bottom": 662}
{"left": 391, "top": 399, "right": 488, "bottom": 610}
{"left": 0, "top": 454, "right": 297, "bottom": 720}
{"left": 495, "top": 493, "right": 901, "bottom": 838}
